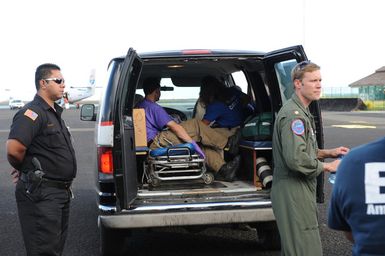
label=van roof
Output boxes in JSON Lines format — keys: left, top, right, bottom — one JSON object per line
{"left": 114, "top": 49, "right": 265, "bottom": 60}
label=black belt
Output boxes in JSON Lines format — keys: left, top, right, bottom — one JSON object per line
{"left": 20, "top": 173, "right": 72, "bottom": 189}
{"left": 41, "top": 178, "right": 72, "bottom": 189}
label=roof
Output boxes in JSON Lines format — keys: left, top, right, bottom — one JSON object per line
{"left": 349, "top": 66, "right": 385, "bottom": 87}
{"left": 138, "top": 49, "right": 265, "bottom": 58}
{"left": 112, "top": 49, "right": 266, "bottom": 60}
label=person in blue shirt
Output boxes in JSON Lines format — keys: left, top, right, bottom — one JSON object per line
{"left": 199, "top": 76, "right": 253, "bottom": 128}
{"left": 328, "top": 137, "right": 385, "bottom": 255}
{"left": 198, "top": 76, "right": 253, "bottom": 158}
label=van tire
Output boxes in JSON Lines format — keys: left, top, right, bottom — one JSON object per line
{"left": 100, "top": 225, "right": 130, "bottom": 256}
{"left": 256, "top": 221, "right": 281, "bottom": 250}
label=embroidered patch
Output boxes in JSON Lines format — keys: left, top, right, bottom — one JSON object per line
{"left": 291, "top": 119, "right": 305, "bottom": 135}
{"left": 24, "top": 109, "right": 38, "bottom": 121}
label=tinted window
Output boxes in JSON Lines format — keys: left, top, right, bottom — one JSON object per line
{"left": 274, "top": 59, "right": 297, "bottom": 103}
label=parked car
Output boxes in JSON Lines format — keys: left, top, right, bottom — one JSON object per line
{"left": 81, "top": 45, "right": 325, "bottom": 255}
{"left": 9, "top": 99, "right": 25, "bottom": 109}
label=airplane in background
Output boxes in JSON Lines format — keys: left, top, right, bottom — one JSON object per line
{"left": 60, "top": 69, "right": 96, "bottom": 109}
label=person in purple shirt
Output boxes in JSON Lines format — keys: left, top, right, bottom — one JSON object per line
{"left": 136, "top": 77, "right": 240, "bottom": 181}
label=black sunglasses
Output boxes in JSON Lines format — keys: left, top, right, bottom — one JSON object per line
{"left": 44, "top": 78, "right": 65, "bottom": 85}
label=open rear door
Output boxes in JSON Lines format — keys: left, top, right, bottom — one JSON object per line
{"left": 262, "top": 45, "right": 307, "bottom": 112}
{"left": 262, "top": 45, "right": 325, "bottom": 202}
{"left": 114, "top": 48, "right": 143, "bottom": 209}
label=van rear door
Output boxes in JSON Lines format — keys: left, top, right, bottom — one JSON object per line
{"left": 114, "top": 48, "right": 143, "bottom": 209}
{"left": 262, "top": 45, "right": 307, "bottom": 111}
{"left": 262, "top": 45, "right": 325, "bottom": 202}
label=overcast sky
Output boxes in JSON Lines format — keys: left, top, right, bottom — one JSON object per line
{"left": 1, "top": 0, "right": 384, "bottom": 101}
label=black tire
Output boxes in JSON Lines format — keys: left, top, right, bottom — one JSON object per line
{"left": 256, "top": 221, "right": 281, "bottom": 250}
{"left": 100, "top": 225, "right": 130, "bottom": 256}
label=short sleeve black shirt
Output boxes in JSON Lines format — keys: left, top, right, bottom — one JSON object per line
{"left": 8, "top": 95, "right": 77, "bottom": 181}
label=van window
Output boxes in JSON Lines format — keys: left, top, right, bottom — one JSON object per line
{"left": 274, "top": 59, "right": 297, "bottom": 103}
{"left": 142, "top": 78, "right": 200, "bottom": 119}
{"left": 159, "top": 78, "right": 200, "bottom": 100}
{"left": 231, "top": 71, "right": 248, "bottom": 93}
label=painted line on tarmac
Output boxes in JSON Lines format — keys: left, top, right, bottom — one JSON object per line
{"left": 331, "top": 124, "right": 376, "bottom": 129}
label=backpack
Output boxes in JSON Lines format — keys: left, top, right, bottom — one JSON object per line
{"left": 241, "top": 112, "right": 273, "bottom": 141}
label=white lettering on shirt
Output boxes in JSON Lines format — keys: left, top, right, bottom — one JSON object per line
{"left": 367, "top": 204, "right": 385, "bottom": 215}
{"left": 365, "top": 162, "right": 385, "bottom": 215}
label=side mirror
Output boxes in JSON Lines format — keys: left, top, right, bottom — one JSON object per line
{"left": 80, "top": 104, "right": 96, "bottom": 121}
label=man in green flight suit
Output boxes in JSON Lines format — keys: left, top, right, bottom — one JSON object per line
{"left": 271, "top": 61, "right": 349, "bottom": 255}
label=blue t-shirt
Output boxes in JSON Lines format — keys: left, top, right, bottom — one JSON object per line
{"left": 203, "top": 89, "right": 244, "bottom": 128}
{"left": 328, "top": 137, "right": 385, "bottom": 256}
{"left": 136, "top": 99, "right": 172, "bottom": 142}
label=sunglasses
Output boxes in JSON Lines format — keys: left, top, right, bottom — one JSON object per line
{"left": 44, "top": 78, "right": 65, "bottom": 85}
{"left": 296, "top": 60, "right": 311, "bottom": 70}
{"left": 292, "top": 60, "right": 313, "bottom": 81}
{"left": 297, "top": 60, "right": 311, "bottom": 70}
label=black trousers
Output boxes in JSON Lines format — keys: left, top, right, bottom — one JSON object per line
{"left": 15, "top": 180, "right": 71, "bottom": 256}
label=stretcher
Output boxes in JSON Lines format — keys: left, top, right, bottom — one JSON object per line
{"left": 144, "top": 143, "right": 214, "bottom": 186}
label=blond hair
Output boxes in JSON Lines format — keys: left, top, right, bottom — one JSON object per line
{"left": 291, "top": 61, "right": 320, "bottom": 81}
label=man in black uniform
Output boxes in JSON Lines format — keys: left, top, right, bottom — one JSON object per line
{"left": 6, "top": 63, "right": 77, "bottom": 256}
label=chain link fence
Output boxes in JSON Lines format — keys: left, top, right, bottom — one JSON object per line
{"left": 322, "top": 87, "right": 385, "bottom": 110}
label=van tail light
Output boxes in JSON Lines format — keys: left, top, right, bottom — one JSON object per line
{"left": 98, "top": 146, "right": 113, "bottom": 174}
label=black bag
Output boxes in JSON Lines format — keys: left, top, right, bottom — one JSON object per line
{"left": 241, "top": 112, "right": 273, "bottom": 141}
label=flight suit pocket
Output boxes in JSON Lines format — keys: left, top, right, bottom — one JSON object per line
{"left": 291, "top": 181, "right": 319, "bottom": 231}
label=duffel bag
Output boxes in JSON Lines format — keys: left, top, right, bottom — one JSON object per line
{"left": 241, "top": 112, "right": 273, "bottom": 141}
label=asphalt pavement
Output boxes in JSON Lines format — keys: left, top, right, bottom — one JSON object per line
{"left": 1, "top": 109, "right": 384, "bottom": 255}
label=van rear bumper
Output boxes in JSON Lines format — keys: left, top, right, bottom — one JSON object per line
{"left": 99, "top": 207, "right": 275, "bottom": 229}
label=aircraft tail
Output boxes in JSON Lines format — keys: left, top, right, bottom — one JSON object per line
{"left": 89, "top": 69, "right": 96, "bottom": 94}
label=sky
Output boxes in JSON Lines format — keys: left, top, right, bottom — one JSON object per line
{"left": 1, "top": 0, "right": 385, "bottom": 101}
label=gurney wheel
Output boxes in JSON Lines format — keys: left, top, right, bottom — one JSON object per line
{"left": 150, "top": 177, "right": 160, "bottom": 187}
{"left": 203, "top": 172, "right": 214, "bottom": 184}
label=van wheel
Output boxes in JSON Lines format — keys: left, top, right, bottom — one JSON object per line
{"left": 256, "top": 221, "right": 281, "bottom": 250}
{"left": 100, "top": 225, "right": 130, "bottom": 256}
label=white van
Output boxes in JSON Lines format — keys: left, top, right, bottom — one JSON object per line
{"left": 9, "top": 99, "right": 25, "bottom": 109}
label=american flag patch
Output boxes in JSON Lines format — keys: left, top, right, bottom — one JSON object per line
{"left": 24, "top": 109, "right": 38, "bottom": 121}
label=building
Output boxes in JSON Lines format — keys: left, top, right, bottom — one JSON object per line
{"left": 349, "top": 66, "right": 385, "bottom": 101}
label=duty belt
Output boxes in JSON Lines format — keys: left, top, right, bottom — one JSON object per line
{"left": 20, "top": 173, "right": 72, "bottom": 189}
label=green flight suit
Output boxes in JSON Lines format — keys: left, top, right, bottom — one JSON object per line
{"left": 271, "top": 93, "right": 324, "bottom": 256}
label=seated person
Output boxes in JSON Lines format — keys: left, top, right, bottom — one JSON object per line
{"left": 199, "top": 76, "right": 252, "bottom": 155}
{"left": 193, "top": 76, "right": 218, "bottom": 120}
{"left": 198, "top": 76, "right": 254, "bottom": 126}
{"left": 201, "top": 76, "right": 244, "bottom": 127}
{"left": 136, "top": 77, "right": 240, "bottom": 181}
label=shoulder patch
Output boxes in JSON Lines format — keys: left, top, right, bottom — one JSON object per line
{"left": 24, "top": 109, "right": 39, "bottom": 121}
{"left": 291, "top": 119, "right": 305, "bottom": 135}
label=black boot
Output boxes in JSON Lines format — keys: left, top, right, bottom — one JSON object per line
{"left": 217, "top": 155, "right": 240, "bottom": 182}
{"left": 225, "top": 130, "right": 241, "bottom": 156}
